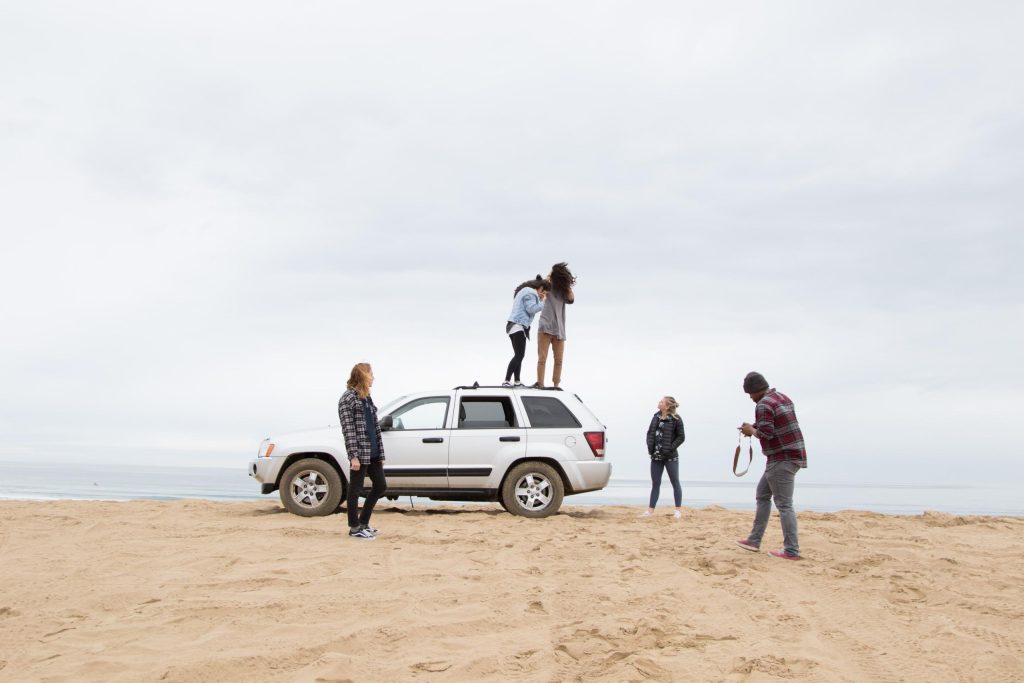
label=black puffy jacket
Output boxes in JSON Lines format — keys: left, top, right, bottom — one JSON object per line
{"left": 646, "top": 413, "right": 685, "bottom": 460}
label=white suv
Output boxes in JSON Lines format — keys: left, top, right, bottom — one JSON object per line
{"left": 249, "top": 384, "right": 611, "bottom": 518}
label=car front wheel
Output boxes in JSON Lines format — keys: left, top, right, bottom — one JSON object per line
{"left": 279, "top": 458, "right": 344, "bottom": 517}
{"left": 501, "top": 462, "right": 564, "bottom": 518}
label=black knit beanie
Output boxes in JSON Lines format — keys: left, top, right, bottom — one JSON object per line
{"left": 743, "top": 372, "right": 769, "bottom": 393}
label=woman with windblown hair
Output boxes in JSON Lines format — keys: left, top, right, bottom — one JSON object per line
{"left": 642, "top": 396, "right": 686, "bottom": 519}
{"left": 504, "top": 275, "right": 550, "bottom": 386}
{"left": 338, "top": 363, "right": 387, "bottom": 540}
{"left": 535, "top": 262, "right": 576, "bottom": 388}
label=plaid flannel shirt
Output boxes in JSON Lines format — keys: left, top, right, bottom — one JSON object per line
{"left": 754, "top": 389, "right": 807, "bottom": 467}
{"left": 338, "top": 389, "right": 386, "bottom": 466}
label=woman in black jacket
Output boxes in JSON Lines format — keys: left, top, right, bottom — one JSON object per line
{"left": 642, "top": 396, "right": 686, "bottom": 518}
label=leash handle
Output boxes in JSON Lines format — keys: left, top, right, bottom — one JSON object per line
{"left": 733, "top": 432, "right": 752, "bottom": 477}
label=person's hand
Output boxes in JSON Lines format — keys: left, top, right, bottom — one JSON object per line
{"left": 538, "top": 289, "right": 547, "bottom": 301}
{"left": 350, "top": 457, "right": 361, "bottom": 471}
{"left": 739, "top": 423, "right": 756, "bottom": 437}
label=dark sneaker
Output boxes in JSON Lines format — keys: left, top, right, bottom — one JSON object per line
{"left": 360, "top": 524, "right": 379, "bottom": 537}
{"left": 735, "top": 539, "right": 760, "bottom": 552}
{"left": 349, "top": 528, "right": 375, "bottom": 540}
{"left": 768, "top": 549, "right": 801, "bottom": 560}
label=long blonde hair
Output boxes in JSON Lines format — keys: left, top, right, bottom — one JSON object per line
{"left": 663, "top": 396, "right": 679, "bottom": 416}
{"left": 347, "top": 363, "right": 372, "bottom": 399}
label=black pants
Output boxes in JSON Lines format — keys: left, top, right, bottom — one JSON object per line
{"left": 505, "top": 331, "right": 527, "bottom": 382}
{"left": 649, "top": 459, "right": 682, "bottom": 507}
{"left": 346, "top": 459, "right": 387, "bottom": 529}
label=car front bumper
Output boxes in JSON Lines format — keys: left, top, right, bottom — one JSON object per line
{"left": 249, "top": 458, "right": 281, "bottom": 494}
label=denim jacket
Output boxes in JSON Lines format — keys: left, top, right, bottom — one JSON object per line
{"left": 507, "top": 288, "right": 545, "bottom": 328}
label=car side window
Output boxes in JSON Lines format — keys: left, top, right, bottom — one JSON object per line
{"left": 458, "top": 397, "right": 518, "bottom": 429}
{"left": 389, "top": 397, "right": 450, "bottom": 430}
{"left": 522, "top": 397, "right": 582, "bottom": 428}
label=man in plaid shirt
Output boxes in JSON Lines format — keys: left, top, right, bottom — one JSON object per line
{"left": 735, "top": 372, "right": 806, "bottom": 559}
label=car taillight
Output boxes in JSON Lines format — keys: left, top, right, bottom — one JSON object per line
{"left": 584, "top": 431, "right": 605, "bottom": 458}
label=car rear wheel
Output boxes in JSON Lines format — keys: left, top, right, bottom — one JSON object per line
{"left": 279, "top": 458, "right": 344, "bottom": 517}
{"left": 501, "top": 462, "right": 564, "bottom": 518}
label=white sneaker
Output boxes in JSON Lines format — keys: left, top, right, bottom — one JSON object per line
{"left": 349, "top": 528, "right": 375, "bottom": 540}
{"left": 501, "top": 381, "right": 513, "bottom": 387}
{"left": 673, "top": 510, "right": 682, "bottom": 519}
{"left": 639, "top": 510, "right": 653, "bottom": 517}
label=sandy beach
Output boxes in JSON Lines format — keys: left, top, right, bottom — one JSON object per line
{"left": 1, "top": 500, "right": 1022, "bottom": 682}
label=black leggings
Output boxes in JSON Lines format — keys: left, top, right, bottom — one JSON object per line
{"left": 505, "top": 331, "right": 527, "bottom": 382}
{"left": 346, "top": 459, "right": 387, "bottom": 529}
{"left": 649, "top": 459, "right": 682, "bottom": 508}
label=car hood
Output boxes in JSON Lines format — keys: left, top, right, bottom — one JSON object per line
{"left": 270, "top": 426, "right": 343, "bottom": 449}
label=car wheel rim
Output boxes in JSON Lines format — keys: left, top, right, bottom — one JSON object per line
{"left": 514, "top": 472, "right": 552, "bottom": 511}
{"left": 290, "top": 470, "right": 329, "bottom": 509}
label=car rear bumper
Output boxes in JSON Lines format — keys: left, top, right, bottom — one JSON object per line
{"left": 566, "top": 461, "right": 612, "bottom": 493}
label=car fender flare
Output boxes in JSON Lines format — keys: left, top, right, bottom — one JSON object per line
{"left": 275, "top": 451, "right": 347, "bottom": 488}
{"left": 499, "top": 456, "right": 573, "bottom": 494}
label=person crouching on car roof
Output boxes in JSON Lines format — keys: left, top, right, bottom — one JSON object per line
{"left": 338, "top": 362, "right": 387, "bottom": 540}
{"left": 504, "top": 275, "right": 551, "bottom": 387}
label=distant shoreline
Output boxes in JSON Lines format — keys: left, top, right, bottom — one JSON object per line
{"left": 1, "top": 461, "right": 1021, "bottom": 517}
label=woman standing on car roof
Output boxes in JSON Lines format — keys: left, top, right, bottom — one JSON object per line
{"left": 642, "top": 396, "right": 686, "bottom": 519}
{"left": 535, "top": 262, "right": 575, "bottom": 388}
{"left": 504, "top": 276, "right": 551, "bottom": 387}
{"left": 338, "top": 362, "right": 387, "bottom": 540}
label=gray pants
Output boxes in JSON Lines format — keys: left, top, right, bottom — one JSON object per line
{"left": 747, "top": 460, "right": 801, "bottom": 556}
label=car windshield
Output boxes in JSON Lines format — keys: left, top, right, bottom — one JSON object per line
{"left": 378, "top": 395, "right": 408, "bottom": 415}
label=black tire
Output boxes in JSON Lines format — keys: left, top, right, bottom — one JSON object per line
{"left": 501, "top": 461, "right": 564, "bottom": 518}
{"left": 278, "top": 458, "right": 344, "bottom": 517}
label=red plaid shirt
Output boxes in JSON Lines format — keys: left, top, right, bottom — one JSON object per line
{"left": 754, "top": 389, "right": 807, "bottom": 467}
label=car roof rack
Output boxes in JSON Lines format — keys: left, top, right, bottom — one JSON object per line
{"left": 453, "top": 382, "right": 563, "bottom": 391}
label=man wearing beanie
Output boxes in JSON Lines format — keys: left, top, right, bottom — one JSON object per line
{"left": 735, "top": 371, "right": 807, "bottom": 560}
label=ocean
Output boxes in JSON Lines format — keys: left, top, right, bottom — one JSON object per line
{"left": 1, "top": 461, "right": 1020, "bottom": 517}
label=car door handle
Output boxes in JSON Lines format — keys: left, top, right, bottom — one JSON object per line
{"left": 499, "top": 436, "right": 521, "bottom": 442}
{"left": 422, "top": 437, "right": 444, "bottom": 443}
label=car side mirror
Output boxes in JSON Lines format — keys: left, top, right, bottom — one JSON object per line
{"left": 379, "top": 415, "right": 393, "bottom": 432}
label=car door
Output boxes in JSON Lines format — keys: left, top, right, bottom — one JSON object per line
{"left": 380, "top": 394, "right": 452, "bottom": 489}
{"left": 447, "top": 392, "right": 526, "bottom": 491}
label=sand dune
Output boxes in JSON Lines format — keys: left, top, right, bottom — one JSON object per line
{"left": 1, "top": 500, "right": 1022, "bottom": 682}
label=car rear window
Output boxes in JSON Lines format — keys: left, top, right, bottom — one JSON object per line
{"left": 458, "top": 397, "right": 518, "bottom": 429}
{"left": 522, "top": 397, "right": 582, "bottom": 428}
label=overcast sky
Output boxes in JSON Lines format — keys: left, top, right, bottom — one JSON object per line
{"left": 2, "top": 1, "right": 1022, "bottom": 487}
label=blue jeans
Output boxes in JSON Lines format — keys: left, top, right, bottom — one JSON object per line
{"left": 649, "top": 459, "right": 682, "bottom": 508}
{"left": 747, "top": 460, "right": 801, "bottom": 556}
